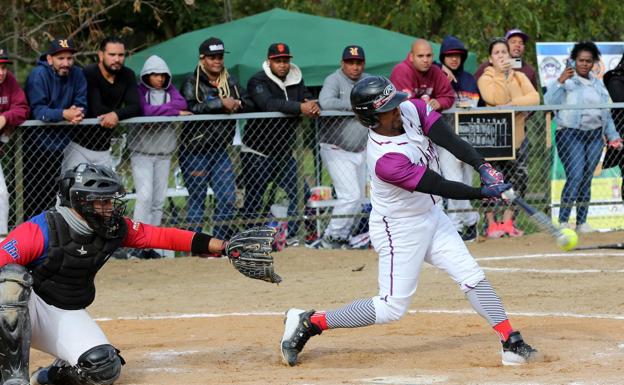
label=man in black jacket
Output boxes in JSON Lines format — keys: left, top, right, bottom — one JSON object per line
{"left": 180, "top": 37, "right": 253, "bottom": 239}
{"left": 63, "top": 36, "right": 141, "bottom": 172}
{"left": 243, "top": 43, "right": 319, "bottom": 239}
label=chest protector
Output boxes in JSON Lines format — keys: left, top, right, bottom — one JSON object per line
{"left": 31, "top": 211, "right": 127, "bottom": 310}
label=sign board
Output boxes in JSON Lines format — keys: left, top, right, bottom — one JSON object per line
{"left": 454, "top": 110, "right": 516, "bottom": 161}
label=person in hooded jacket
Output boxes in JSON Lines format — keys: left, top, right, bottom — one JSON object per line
{"left": 24, "top": 37, "right": 87, "bottom": 220}
{"left": 0, "top": 48, "right": 30, "bottom": 239}
{"left": 180, "top": 37, "right": 253, "bottom": 241}
{"left": 435, "top": 36, "right": 481, "bottom": 241}
{"left": 130, "top": 55, "right": 190, "bottom": 258}
{"left": 602, "top": 54, "right": 624, "bottom": 197}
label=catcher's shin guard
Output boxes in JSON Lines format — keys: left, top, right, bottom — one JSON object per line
{"left": 0, "top": 264, "right": 34, "bottom": 384}
{"left": 47, "top": 344, "right": 125, "bottom": 385}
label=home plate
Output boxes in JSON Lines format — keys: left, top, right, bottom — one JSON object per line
{"left": 361, "top": 375, "right": 448, "bottom": 384}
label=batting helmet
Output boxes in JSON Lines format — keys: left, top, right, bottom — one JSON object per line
{"left": 59, "top": 163, "right": 127, "bottom": 239}
{"left": 350, "top": 75, "right": 408, "bottom": 129}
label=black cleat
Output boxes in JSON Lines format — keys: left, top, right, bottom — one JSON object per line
{"left": 501, "top": 331, "right": 539, "bottom": 365}
{"left": 280, "top": 308, "right": 322, "bottom": 366}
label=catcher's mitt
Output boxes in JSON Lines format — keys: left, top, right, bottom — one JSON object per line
{"left": 225, "top": 227, "right": 282, "bottom": 284}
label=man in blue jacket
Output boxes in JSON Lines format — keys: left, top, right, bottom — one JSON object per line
{"left": 436, "top": 36, "right": 481, "bottom": 242}
{"left": 24, "top": 37, "right": 87, "bottom": 220}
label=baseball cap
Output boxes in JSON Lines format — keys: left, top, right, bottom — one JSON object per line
{"left": 199, "top": 37, "right": 229, "bottom": 56}
{"left": 267, "top": 43, "right": 292, "bottom": 59}
{"left": 505, "top": 28, "right": 530, "bottom": 43}
{"left": 47, "top": 38, "right": 77, "bottom": 56}
{"left": 0, "top": 47, "right": 11, "bottom": 64}
{"left": 342, "top": 45, "right": 365, "bottom": 61}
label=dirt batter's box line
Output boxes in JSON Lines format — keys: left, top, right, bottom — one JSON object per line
{"left": 93, "top": 309, "right": 624, "bottom": 322}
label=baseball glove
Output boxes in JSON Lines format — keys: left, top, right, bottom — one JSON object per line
{"left": 225, "top": 227, "right": 282, "bottom": 284}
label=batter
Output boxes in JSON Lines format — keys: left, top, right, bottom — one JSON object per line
{"left": 281, "top": 76, "right": 540, "bottom": 367}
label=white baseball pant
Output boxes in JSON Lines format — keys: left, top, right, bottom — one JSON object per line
{"left": 28, "top": 292, "right": 110, "bottom": 365}
{"left": 369, "top": 204, "right": 485, "bottom": 324}
{"left": 320, "top": 143, "right": 367, "bottom": 240}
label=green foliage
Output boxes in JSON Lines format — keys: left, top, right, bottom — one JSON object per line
{"left": 3, "top": 0, "right": 624, "bottom": 83}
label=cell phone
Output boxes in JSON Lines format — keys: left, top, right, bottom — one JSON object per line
{"left": 511, "top": 58, "right": 522, "bottom": 69}
{"left": 565, "top": 58, "right": 576, "bottom": 69}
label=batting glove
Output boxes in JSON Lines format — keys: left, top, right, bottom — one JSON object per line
{"left": 480, "top": 182, "right": 513, "bottom": 199}
{"left": 478, "top": 163, "right": 505, "bottom": 187}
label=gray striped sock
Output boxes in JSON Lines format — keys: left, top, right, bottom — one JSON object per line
{"left": 326, "top": 298, "right": 376, "bottom": 329}
{"left": 465, "top": 279, "right": 508, "bottom": 326}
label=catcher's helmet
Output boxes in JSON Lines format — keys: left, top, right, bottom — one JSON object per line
{"left": 350, "top": 75, "right": 408, "bottom": 128}
{"left": 59, "top": 163, "right": 127, "bottom": 239}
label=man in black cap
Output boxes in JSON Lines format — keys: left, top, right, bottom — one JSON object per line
{"left": 311, "top": 45, "right": 371, "bottom": 249}
{"left": 179, "top": 37, "right": 253, "bottom": 240}
{"left": 24, "top": 37, "right": 88, "bottom": 219}
{"left": 243, "top": 42, "right": 319, "bottom": 241}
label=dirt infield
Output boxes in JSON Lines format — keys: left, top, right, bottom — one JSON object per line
{"left": 30, "top": 231, "right": 624, "bottom": 384}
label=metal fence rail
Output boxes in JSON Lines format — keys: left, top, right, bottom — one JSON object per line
{"left": 2, "top": 102, "right": 623, "bottom": 241}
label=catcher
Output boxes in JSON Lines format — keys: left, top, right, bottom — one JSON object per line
{"left": 0, "top": 163, "right": 279, "bottom": 385}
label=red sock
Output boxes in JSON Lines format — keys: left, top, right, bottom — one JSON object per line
{"left": 310, "top": 311, "right": 328, "bottom": 331}
{"left": 493, "top": 319, "right": 513, "bottom": 341}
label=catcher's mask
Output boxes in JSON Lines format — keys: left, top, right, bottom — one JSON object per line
{"left": 59, "top": 163, "right": 127, "bottom": 239}
{"left": 350, "top": 75, "right": 408, "bottom": 129}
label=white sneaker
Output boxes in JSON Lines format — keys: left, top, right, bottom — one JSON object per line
{"left": 559, "top": 222, "right": 572, "bottom": 229}
{"left": 576, "top": 222, "right": 596, "bottom": 233}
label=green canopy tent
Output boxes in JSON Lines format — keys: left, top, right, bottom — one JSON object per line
{"left": 126, "top": 8, "right": 476, "bottom": 88}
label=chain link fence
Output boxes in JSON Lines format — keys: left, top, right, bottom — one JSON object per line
{"left": 2, "top": 103, "right": 623, "bottom": 242}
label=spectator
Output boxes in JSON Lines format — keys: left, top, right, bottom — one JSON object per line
{"left": 130, "top": 54, "right": 190, "bottom": 258}
{"left": 544, "top": 41, "right": 622, "bottom": 233}
{"left": 390, "top": 38, "right": 455, "bottom": 111}
{"left": 24, "top": 37, "right": 87, "bottom": 219}
{"left": 311, "top": 45, "right": 370, "bottom": 249}
{"left": 475, "top": 29, "right": 538, "bottom": 90}
{"left": 435, "top": 35, "right": 481, "bottom": 241}
{"left": 244, "top": 42, "right": 319, "bottom": 240}
{"left": 64, "top": 36, "right": 141, "bottom": 171}
{"left": 0, "top": 48, "right": 30, "bottom": 237}
{"left": 180, "top": 37, "right": 253, "bottom": 240}
{"left": 602, "top": 54, "right": 624, "bottom": 197}
{"left": 478, "top": 38, "right": 539, "bottom": 238}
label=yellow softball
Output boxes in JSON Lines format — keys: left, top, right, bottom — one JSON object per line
{"left": 557, "top": 228, "right": 578, "bottom": 251}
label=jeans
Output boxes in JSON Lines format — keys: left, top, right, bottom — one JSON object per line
{"left": 241, "top": 152, "right": 308, "bottom": 236}
{"left": 555, "top": 127, "right": 603, "bottom": 224}
{"left": 179, "top": 149, "right": 236, "bottom": 239}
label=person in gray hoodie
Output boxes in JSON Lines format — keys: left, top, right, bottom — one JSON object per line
{"left": 310, "top": 45, "right": 370, "bottom": 249}
{"left": 131, "top": 54, "right": 189, "bottom": 257}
